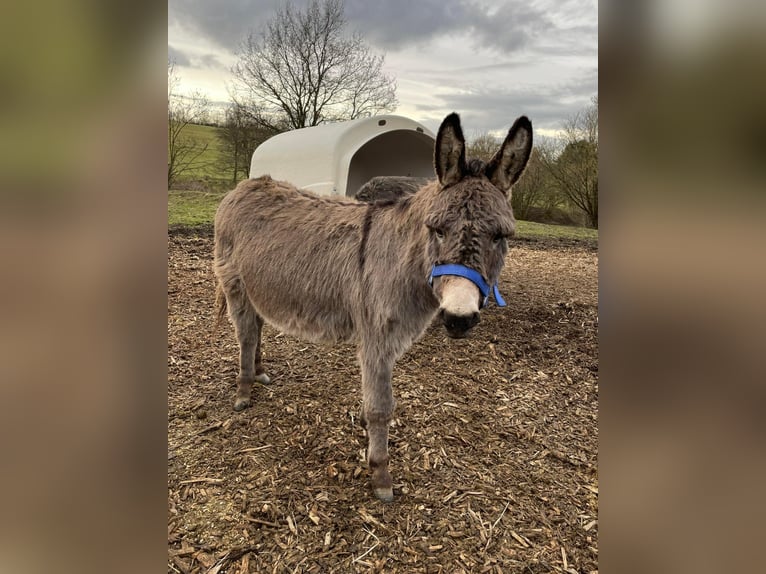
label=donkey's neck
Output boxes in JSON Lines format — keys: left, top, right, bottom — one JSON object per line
{"left": 374, "top": 182, "right": 440, "bottom": 281}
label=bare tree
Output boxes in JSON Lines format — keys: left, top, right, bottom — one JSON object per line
{"left": 231, "top": 0, "right": 397, "bottom": 130}
{"left": 468, "top": 132, "right": 554, "bottom": 221}
{"left": 168, "top": 60, "right": 210, "bottom": 189}
{"left": 217, "top": 100, "right": 285, "bottom": 183}
{"left": 541, "top": 97, "right": 599, "bottom": 228}
{"left": 509, "top": 148, "right": 551, "bottom": 221}
{"left": 467, "top": 131, "right": 500, "bottom": 162}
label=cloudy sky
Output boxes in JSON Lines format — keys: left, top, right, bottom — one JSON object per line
{"left": 168, "top": 0, "right": 597, "bottom": 138}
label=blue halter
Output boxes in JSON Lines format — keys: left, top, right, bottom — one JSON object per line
{"left": 428, "top": 263, "right": 506, "bottom": 308}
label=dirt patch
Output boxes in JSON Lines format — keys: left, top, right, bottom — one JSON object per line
{"left": 168, "top": 228, "right": 598, "bottom": 573}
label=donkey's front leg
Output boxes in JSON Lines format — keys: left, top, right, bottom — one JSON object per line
{"left": 359, "top": 349, "right": 396, "bottom": 502}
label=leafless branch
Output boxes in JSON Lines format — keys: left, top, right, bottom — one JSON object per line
{"left": 540, "top": 98, "right": 599, "bottom": 227}
{"left": 231, "top": 0, "right": 397, "bottom": 130}
{"left": 168, "top": 61, "right": 211, "bottom": 189}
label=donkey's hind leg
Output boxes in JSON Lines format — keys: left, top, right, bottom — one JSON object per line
{"left": 252, "top": 313, "right": 270, "bottom": 386}
{"left": 223, "top": 279, "right": 270, "bottom": 411}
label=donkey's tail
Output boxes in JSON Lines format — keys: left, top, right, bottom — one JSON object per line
{"left": 213, "top": 280, "right": 228, "bottom": 332}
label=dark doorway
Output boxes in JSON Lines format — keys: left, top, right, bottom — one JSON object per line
{"left": 345, "top": 130, "right": 434, "bottom": 197}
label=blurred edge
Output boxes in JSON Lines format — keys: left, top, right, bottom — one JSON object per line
{"left": 1, "top": 0, "right": 766, "bottom": 572}
{"left": 601, "top": 1, "right": 766, "bottom": 573}
{"left": 0, "top": 2, "right": 167, "bottom": 573}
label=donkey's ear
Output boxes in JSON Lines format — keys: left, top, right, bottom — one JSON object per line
{"left": 434, "top": 112, "right": 467, "bottom": 187}
{"left": 486, "top": 116, "right": 533, "bottom": 192}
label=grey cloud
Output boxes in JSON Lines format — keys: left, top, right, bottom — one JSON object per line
{"left": 169, "top": 0, "right": 285, "bottom": 52}
{"left": 344, "top": 0, "right": 555, "bottom": 54}
{"left": 168, "top": 45, "right": 191, "bottom": 66}
{"left": 463, "top": 2, "right": 552, "bottom": 54}
{"left": 168, "top": 0, "right": 597, "bottom": 135}
{"left": 396, "top": 57, "right": 532, "bottom": 81}
{"left": 419, "top": 67, "right": 597, "bottom": 135}
{"left": 168, "top": 44, "right": 226, "bottom": 70}
{"left": 196, "top": 53, "right": 226, "bottom": 70}
{"left": 170, "top": 0, "right": 464, "bottom": 52}
{"left": 170, "top": 0, "right": 594, "bottom": 57}
{"left": 343, "top": 0, "right": 469, "bottom": 49}
{"left": 462, "top": 0, "right": 598, "bottom": 56}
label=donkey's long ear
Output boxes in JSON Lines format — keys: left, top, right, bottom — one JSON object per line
{"left": 486, "top": 116, "right": 533, "bottom": 193}
{"left": 435, "top": 113, "right": 467, "bottom": 187}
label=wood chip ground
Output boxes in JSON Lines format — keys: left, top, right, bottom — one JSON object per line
{"left": 168, "top": 227, "right": 598, "bottom": 573}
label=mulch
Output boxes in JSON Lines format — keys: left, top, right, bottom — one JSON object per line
{"left": 168, "top": 226, "right": 598, "bottom": 574}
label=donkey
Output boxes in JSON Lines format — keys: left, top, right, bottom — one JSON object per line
{"left": 213, "top": 113, "right": 532, "bottom": 502}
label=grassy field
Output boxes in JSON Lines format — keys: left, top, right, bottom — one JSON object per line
{"left": 170, "top": 123, "right": 232, "bottom": 187}
{"left": 515, "top": 220, "right": 598, "bottom": 241}
{"left": 168, "top": 189, "right": 229, "bottom": 226}
{"left": 168, "top": 188, "right": 598, "bottom": 242}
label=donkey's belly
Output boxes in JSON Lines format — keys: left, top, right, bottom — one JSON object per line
{"left": 246, "top": 288, "right": 357, "bottom": 345}
{"left": 268, "top": 312, "right": 355, "bottom": 344}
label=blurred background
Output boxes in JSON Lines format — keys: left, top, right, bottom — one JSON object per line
{"left": 601, "top": 1, "right": 766, "bottom": 572}
{"left": 0, "top": 2, "right": 167, "bottom": 573}
{"left": 0, "top": 0, "right": 764, "bottom": 572}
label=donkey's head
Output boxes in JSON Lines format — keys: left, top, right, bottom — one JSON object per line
{"left": 426, "top": 113, "right": 533, "bottom": 338}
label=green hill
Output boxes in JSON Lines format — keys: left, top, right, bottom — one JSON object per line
{"left": 169, "top": 123, "right": 233, "bottom": 189}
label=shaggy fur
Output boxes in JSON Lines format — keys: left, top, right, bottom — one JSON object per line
{"left": 213, "top": 113, "right": 533, "bottom": 501}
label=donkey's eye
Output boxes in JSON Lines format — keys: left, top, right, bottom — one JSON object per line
{"left": 492, "top": 233, "right": 505, "bottom": 245}
{"left": 434, "top": 229, "right": 445, "bottom": 240}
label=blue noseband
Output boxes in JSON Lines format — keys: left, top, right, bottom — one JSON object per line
{"left": 428, "top": 264, "right": 506, "bottom": 308}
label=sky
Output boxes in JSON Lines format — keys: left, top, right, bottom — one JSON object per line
{"left": 168, "top": 0, "right": 597, "bottom": 139}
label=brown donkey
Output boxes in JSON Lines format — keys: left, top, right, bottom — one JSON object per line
{"left": 214, "top": 113, "right": 532, "bottom": 502}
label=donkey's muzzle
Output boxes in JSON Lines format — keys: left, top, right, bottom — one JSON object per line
{"left": 441, "top": 310, "right": 480, "bottom": 338}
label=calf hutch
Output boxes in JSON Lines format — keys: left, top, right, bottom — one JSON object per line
{"left": 249, "top": 115, "right": 436, "bottom": 197}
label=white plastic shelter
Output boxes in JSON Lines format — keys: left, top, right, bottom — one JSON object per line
{"left": 249, "top": 115, "right": 436, "bottom": 197}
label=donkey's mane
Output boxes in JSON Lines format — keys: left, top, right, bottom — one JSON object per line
{"left": 466, "top": 158, "right": 487, "bottom": 176}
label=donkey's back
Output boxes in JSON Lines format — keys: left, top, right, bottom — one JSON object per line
{"left": 214, "top": 176, "right": 368, "bottom": 344}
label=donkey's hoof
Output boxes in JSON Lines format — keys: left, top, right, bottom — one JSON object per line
{"left": 233, "top": 398, "right": 251, "bottom": 411}
{"left": 374, "top": 487, "right": 394, "bottom": 503}
{"left": 254, "top": 373, "right": 271, "bottom": 385}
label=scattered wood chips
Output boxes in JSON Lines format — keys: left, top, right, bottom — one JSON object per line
{"left": 168, "top": 228, "right": 598, "bottom": 572}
